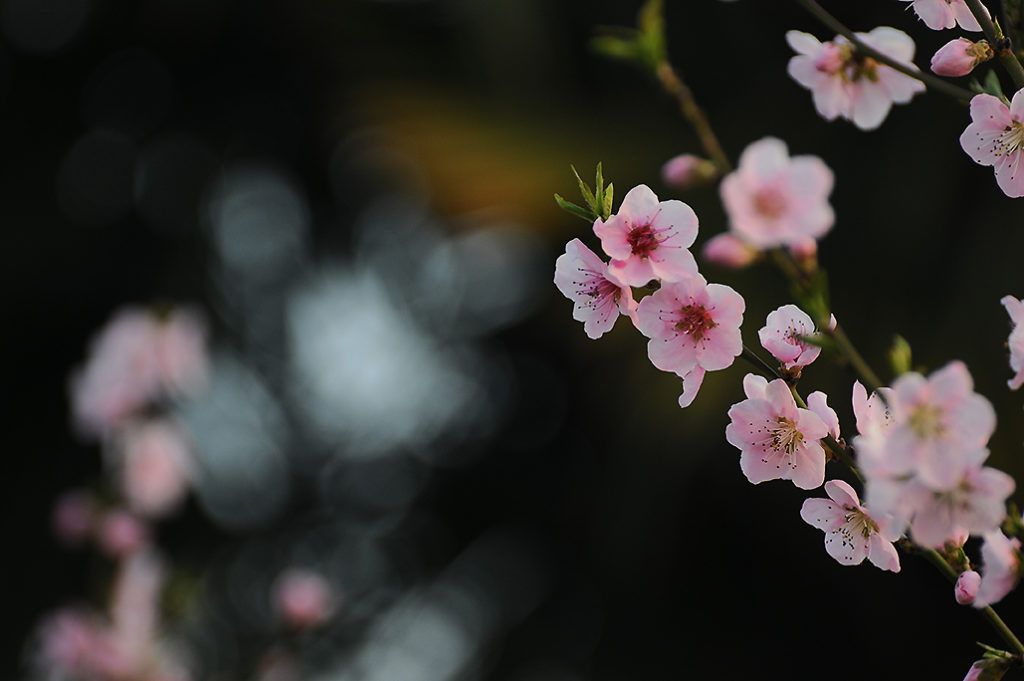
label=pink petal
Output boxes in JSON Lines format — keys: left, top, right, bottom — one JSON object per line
{"left": 800, "top": 498, "right": 845, "bottom": 530}
{"left": 824, "top": 479, "right": 860, "bottom": 509}
{"left": 867, "top": 535, "right": 901, "bottom": 572}
{"left": 791, "top": 440, "right": 827, "bottom": 490}
{"left": 850, "top": 83, "right": 894, "bottom": 131}
{"left": 786, "top": 30, "right": 823, "bottom": 57}
{"left": 678, "top": 367, "right": 705, "bottom": 408}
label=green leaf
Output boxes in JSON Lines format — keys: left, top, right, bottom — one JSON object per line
{"left": 602, "top": 182, "right": 614, "bottom": 220}
{"left": 982, "top": 69, "right": 1007, "bottom": 102}
{"left": 554, "top": 194, "right": 597, "bottom": 223}
{"left": 570, "top": 164, "right": 598, "bottom": 214}
{"left": 590, "top": 34, "right": 644, "bottom": 64}
{"left": 637, "top": 0, "right": 666, "bottom": 67}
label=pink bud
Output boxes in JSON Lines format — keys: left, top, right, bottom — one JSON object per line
{"left": 702, "top": 233, "right": 758, "bottom": 268}
{"left": 787, "top": 237, "right": 817, "bottom": 260}
{"left": 813, "top": 43, "right": 844, "bottom": 73}
{"left": 97, "top": 509, "right": 149, "bottom": 558}
{"left": 931, "top": 38, "right": 993, "bottom": 77}
{"left": 661, "top": 154, "right": 718, "bottom": 189}
{"left": 956, "top": 570, "right": 981, "bottom": 605}
{"left": 273, "top": 568, "right": 337, "bottom": 629}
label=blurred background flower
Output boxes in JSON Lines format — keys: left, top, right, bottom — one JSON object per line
{"left": 8, "top": 2, "right": 1024, "bottom": 680}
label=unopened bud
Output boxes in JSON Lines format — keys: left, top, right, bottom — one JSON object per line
{"left": 955, "top": 570, "right": 981, "bottom": 605}
{"left": 661, "top": 154, "right": 719, "bottom": 189}
{"left": 702, "top": 233, "right": 758, "bottom": 268}
{"left": 931, "top": 38, "right": 994, "bottom": 77}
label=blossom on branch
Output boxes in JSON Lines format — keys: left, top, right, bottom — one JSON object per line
{"left": 800, "top": 479, "right": 901, "bottom": 571}
{"left": 636, "top": 272, "right": 744, "bottom": 407}
{"left": 554, "top": 238, "right": 639, "bottom": 339}
{"left": 758, "top": 304, "right": 822, "bottom": 371}
{"left": 593, "top": 184, "right": 699, "bottom": 286}
{"left": 899, "top": 0, "right": 985, "bottom": 32}
{"left": 786, "top": 28, "right": 926, "bottom": 131}
{"left": 960, "top": 91, "right": 1024, "bottom": 198}
{"left": 725, "top": 374, "right": 828, "bottom": 489}
{"left": 719, "top": 137, "right": 834, "bottom": 249}
{"left": 975, "top": 531, "right": 1023, "bottom": 608}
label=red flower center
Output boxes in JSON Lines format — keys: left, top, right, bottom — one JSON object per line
{"left": 676, "top": 304, "right": 716, "bottom": 341}
{"left": 626, "top": 223, "right": 660, "bottom": 258}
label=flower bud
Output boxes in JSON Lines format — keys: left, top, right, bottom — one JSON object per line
{"left": 702, "top": 233, "right": 758, "bottom": 268}
{"left": 813, "top": 42, "right": 844, "bottom": 74}
{"left": 955, "top": 570, "right": 981, "bottom": 605}
{"left": 931, "top": 38, "right": 994, "bottom": 77}
{"left": 661, "top": 154, "right": 718, "bottom": 189}
{"left": 963, "top": 656, "right": 1012, "bottom": 681}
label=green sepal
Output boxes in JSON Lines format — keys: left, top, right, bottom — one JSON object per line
{"left": 570, "top": 164, "right": 598, "bottom": 215}
{"left": 888, "top": 335, "right": 912, "bottom": 377}
{"left": 554, "top": 193, "right": 597, "bottom": 223}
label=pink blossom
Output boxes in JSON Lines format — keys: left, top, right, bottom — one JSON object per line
{"left": 36, "top": 608, "right": 107, "bottom": 676}
{"left": 962, "top": 658, "right": 1011, "bottom": 681}
{"left": 719, "top": 137, "right": 834, "bottom": 248}
{"left": 975, "top": 531, "right": 1023, "bottom": 608}
{"left": 155, "top": 308, "right": 209, "bottom": 397}
{"left": 902, "top": 465, "right": 1014, "bottom": 547}
{"left": 97, "top": 509, "right": 150, "bottom": 557}
{"left": 1001, "top": 295, "right": 1024, "bottom": 389}
{"left": 960, "top": 91, "right": 1024, "bottom": 198}
{"left": 554, "top": 238, "right": 639, "bottom": 339}
{"left": 701, "top": 233, "right": 758, "bottom": 268}
{"left": 593, "top": 184, "right": 699, "bottom": 286}
{"left": 635, "top": 272, "right": 745, "bottom": 400}
{"left": 661, "top": 154, "right": 717, "bottom": 189}
{"left": 758, "top": 304, "right": 821, "bottom": 370}
{"left": 884, "top": 361, "right": 996, "bottom": 491}
{"left": 273, "top": 568, "right": 338, "bottom": 629}
{"left": 787, "top": 28, "right": 926, "bottom": 131}
{"left": 955, "top": 569, "right": 981, "bottom": 605}
{"left": 931, "top": 38, "right": 992, "bottom": 77}
{"left": 800, "top": 479, "right": 901, "bottom": 571}
{"left": 52, "top": 489, "right": 97, "bottom": 547}
{"left": 725, "top": 374, "right": 828, "bottom": 489}
{"left": 900, "top": 0, "right": 984, "bottom": 31}
{"left": 118, "top": 419, "right": 194, "bottom": 518}
{"left": 70, "top": 309, "right": 164, "bottom": 437}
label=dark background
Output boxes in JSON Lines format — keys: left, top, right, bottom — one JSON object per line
{"left": 6, "top": 1, "right": 1024, "bottom": 679}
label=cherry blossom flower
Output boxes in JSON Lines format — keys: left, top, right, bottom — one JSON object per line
{"left": 955, "top": 569, "right": 981, "bottom": 605}
{"left": 899, "top": 0, "right": 984, "bottom": 31}
{"left": 850, "top": 380, "right": 896, "bottom": 479}
{"left": 758, "top": 304, "right": 822, "bottom": 371}
{"left": 70, "top": 309, "right": 164, "bottom": 437}
{"left": 554, "top": 238, "right": 639, "bottom": 339}
{"left": 786, "top": 28, "right": 926, "bottom": 131}
{"left": 800, "top": 479, "right": 901, "bottom": 571}
{"left": 273, "top": 568, "right": 338, "bottom": 629}
{"left": 702, "top": 233, "right": 758, "bottom": 268}
{"left": 593, "top": 184, "right": 699, "bottom": 286}
{"left": 900, "top": 464, "right": 1014, "bottom": 547}
{"left": 725, "top": 374, "right": 828, "bottom": 489}
{"left": 931, "top": 38, "right": 992, "bottom": 77}
{"left": 118, "top": 419, "right": 195, "bottom": 518}
{"left": 960, "top": 91, "right": 1024, "bottom": 198}
{"left": 636, "top": 272, "right": 744, "bottom": 406}
{"left": 661, "top": 154, "right": 717, "bottom": 189}
{"left": 975, "top": 531, "right": 1023, "bottom": 608}
{"left": 883, "top": 361, "right": 996, "bottom": 491}
{"left": 719, "top": 137, "right": 834, "bottom": 249}
{"left": 1001, "top": 295, "right": 1024, "bottom": 389}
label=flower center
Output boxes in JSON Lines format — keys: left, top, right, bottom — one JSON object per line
{"left": 752, "top": 188, "right": 787, "bottom": 219}
{"left": 626, "top": 223, "right": 660, "bottom": 258}
{"left": 844, "top": 509, "right": 879, "bottom": 539}
{"left": 770, "top": 416, "right": 804, "bottom": 454}
{"left": 995, "top": 121, "right": 1024, "bottom": 157}
{"left": 909, "top": 403, "right": 945, "bottom": 440}
{"left": 675, "top": 304, "right": 716, "bottom": 341}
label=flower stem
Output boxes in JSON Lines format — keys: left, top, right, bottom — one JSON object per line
{"left": 919, "top": 547, "right": 1024, "bottom": 657}
{"left": 963, "top": 0, "right": 1024, "bottom": 90}
{"left": 652, "top": 61, "right": 733, "bottom": 175}
{"left": 741, "top": 344, "right": 781, "bottom": 380}
{"left": 824, "top": 323, "right": 885, "bottom": 395}
{"left": 793, "top": 0, "right": 975, "bottom": 102}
